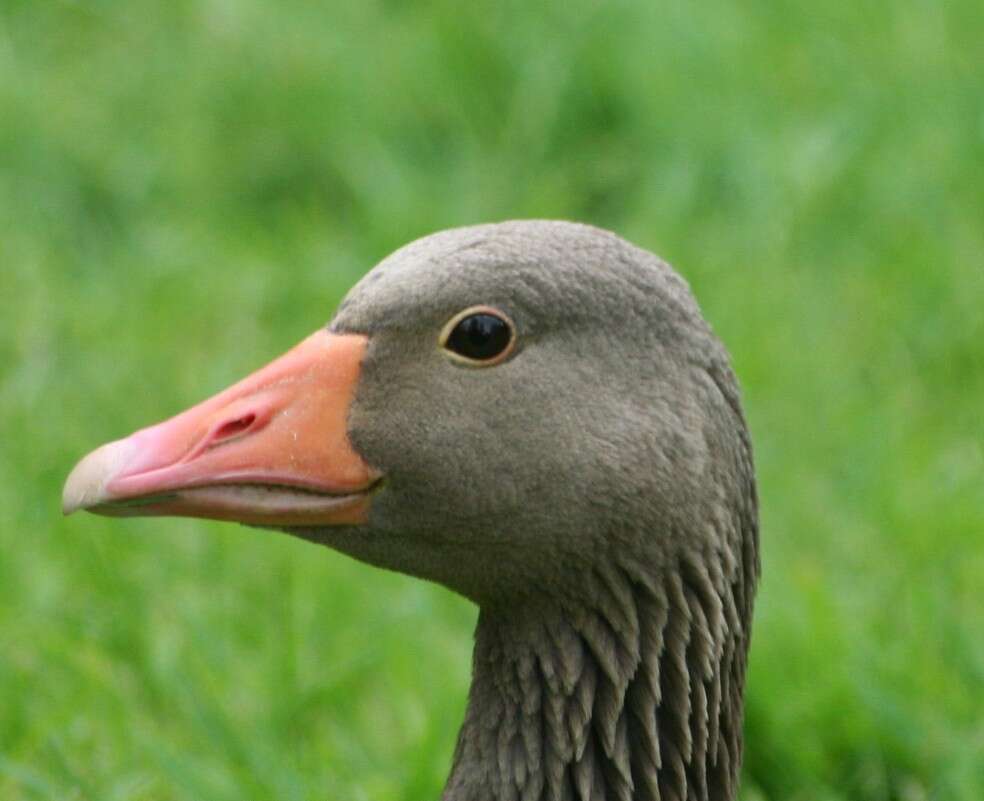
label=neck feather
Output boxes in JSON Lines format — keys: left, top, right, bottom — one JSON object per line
{"left": 442, "top": 545, "right": 755, "bottom": 801}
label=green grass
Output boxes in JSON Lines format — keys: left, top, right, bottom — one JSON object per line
{"left": 1, "top": 1, "right": 982, "bottom": 799}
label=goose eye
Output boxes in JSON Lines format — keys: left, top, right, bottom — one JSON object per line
{"left": 441, "top": 308, "right": 515, "bottom": 365}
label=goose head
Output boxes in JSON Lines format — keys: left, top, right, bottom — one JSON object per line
{"left": 64, "top": 220, "right": 758, "bottom": 801}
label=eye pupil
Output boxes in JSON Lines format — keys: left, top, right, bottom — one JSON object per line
{"left": 446, "top": 313, "right": 512, "bottom": 362}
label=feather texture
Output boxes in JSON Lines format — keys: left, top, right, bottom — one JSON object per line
{"left": 444, "top": 515, "right": 758, "bottom": 801}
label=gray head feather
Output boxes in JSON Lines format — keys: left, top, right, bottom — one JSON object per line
{"left": 303, "top": 220, "right": 758, "bottom": 801}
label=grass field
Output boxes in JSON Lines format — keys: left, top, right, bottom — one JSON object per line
{"left": 1, "top": 1, "right": 982, "bottom": 799}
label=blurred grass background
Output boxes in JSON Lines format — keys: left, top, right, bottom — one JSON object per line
{"left": 1, "top": 0, "right": 982, "bottom": 799}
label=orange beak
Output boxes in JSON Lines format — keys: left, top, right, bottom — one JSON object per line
{"left": 62, "top": 331, "right": 378, "bottom": 527}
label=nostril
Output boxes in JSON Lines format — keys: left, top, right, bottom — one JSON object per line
{"left": 212, "top": 414, "right": 257, "bottom": 443}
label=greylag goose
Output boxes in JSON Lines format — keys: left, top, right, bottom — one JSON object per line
{"left": 63, "top": 220, "right": 759, "bottom": 801}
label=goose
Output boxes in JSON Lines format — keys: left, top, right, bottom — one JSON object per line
{"left": 63, "top": 220, "right": 759, "bottom": 801}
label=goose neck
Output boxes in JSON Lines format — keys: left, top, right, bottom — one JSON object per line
{"left": 442, "top": 557, "right": 751, "bottom": 801}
